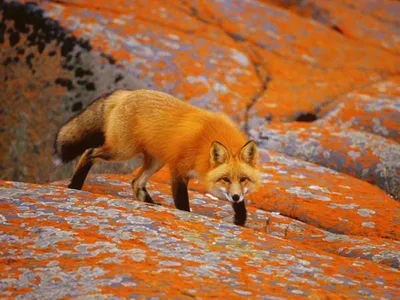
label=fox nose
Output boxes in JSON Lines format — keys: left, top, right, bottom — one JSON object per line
{"left": 232, "top": 194, "right": 240, "bottom": 202}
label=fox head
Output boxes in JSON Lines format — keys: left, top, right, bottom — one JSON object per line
{"left": 205, "top": 140, "right": 260, "bottom": 203}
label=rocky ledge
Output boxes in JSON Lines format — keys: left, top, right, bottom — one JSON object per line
{"left": 1, "top": 0, "right": 399, "bottom": 298}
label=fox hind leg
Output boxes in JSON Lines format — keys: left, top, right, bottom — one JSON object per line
{"left": 131, "top": 154, "right": 164, "bottom": 203}
{"left": 68, "top": 147, "right": 115, "bottom": 190}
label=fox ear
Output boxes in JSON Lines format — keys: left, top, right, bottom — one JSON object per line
{"left": 240, "top": 140, "right": 258, "bottom": 166}
{"left": 210, "top": 141, "right": 229, "bottom": 167}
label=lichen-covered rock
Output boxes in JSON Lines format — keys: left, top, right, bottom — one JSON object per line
{"left": 1, "top": 180, "right": 400, "bottom": 298}
{"left": 336, "top": 0, "right": 400, "bottom": 24}
{"left": 251, "top": 123, "right": 400, "bottom": 199}
{"left": 34, "top": 0, "right": 260, "bottom": 119}
{"left": 0, "top": 1, "right": 146, "bottom": 183}
{"left": 2, "top": 0, "right": 400, "bottom": 296}
{"left": 318, "top": 77, "right": 400, "bottom": 142}
{"left": 253, "top": 149, "right": 400, "bottom": 241}
{"left": 52, "top": 148, "right": 400, "bottom": 268}
{"left": 185, "top": 0, "right": 400, "bottom": 123}
{"left": 2, "top": 0, "right": 400, "bottom": 182}
{"left": 264, "top": 0, "right": 400, "bottom": 54}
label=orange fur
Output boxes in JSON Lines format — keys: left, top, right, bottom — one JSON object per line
{"left": 56, "top": 89, "right": 260, "bottom": 211}
{"left": 103, "top": 90, "right": 257, "bottom": 178}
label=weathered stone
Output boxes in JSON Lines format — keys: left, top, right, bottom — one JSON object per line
{"left": 0, "top": 1, "right": 145, "bottom": 183}
{"left": 2, "top": 0, "right": 400, "bottom": 296}
{"left": 263, "top": 0, "right": 400, "bottom": 54}
{"left": 318, "top": 77, "right": 400, "bottom": 142}
{"left": 251, "top": 123, "right": 400, "bottom": 199}
{"left": 2, "top": 0, "right": 400, "bottom": 182}
{"left": 52, "top": 149, "right": 400, "bottom": 268}
{"left": 1, "top": 180, "right": 400, "bottom": 298}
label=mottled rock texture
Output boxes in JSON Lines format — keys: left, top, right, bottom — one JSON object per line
{"left": 52, "top": 150, "right": 400, "bottom": 269}
{"left": 0, "top": 1, "right": 145, "bottom": 183}
{"left": 318, "top": 77, "right": 400, "bottom": 142}
{"left": 250, "top": 123, "right": 400, "bottom": 199}
{"left": 2, "top": 0, "right": 400, "bottom": 183}
{"left": 264, "top": 0, "right": 400, "bottom": 54}
{"left": 1, "top": 180, "right": 400, "bottom": 298}
{"left": 1, "top": 0, "right": 400, "bottom": 298}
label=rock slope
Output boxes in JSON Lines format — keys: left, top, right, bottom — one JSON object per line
{"left": 2, "top": 0, "right": 400, "bottom": 182}
{"left": 1, "top": 0, "right": 400, "bottom": 298}
{"left": 1, "top": 179, "right": 400, "bottom": 298}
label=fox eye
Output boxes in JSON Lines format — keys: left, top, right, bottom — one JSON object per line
{"left": 240, "top": 177, "right": 248, "bottom": 183}
{"left": 220, "top": 177, "right": 231, "bottom": 183}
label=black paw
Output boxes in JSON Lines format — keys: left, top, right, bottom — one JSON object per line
{"left": 68, "top": 182, "right": 82, "bottom": 190}
{"left": 141, "top": 187, "right": 155, "bottom": 204}
{"left": 232, "top": 201, "right": 247, "bottom": 226}
{"left": 176, "top": 205, "right": 190, "bottom": 212}
{"left": 233, "top": 213, "right": 247, "bottom": 226}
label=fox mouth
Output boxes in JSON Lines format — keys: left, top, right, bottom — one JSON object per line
{"left": 218, "top": 189, "right": 244, "bottom": 203}
{"left": 207, "top": 188, "right": 247, "bottom": 203}
{"left": 206, "top": 192, "right": 244, "bottom": 203}
{"left": 224, "top": 193, "right": 244, "bottom": 203}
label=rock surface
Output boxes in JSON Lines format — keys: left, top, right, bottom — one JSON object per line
{"left": 264, "top": 0, "right": 400, "bottom": 54}
{"left": 1, "top": 0, "right": 400, "bottom": 298}
{"left": 2, "top": 0, "right": 400, "bottom": 182}
{"left": 318, "top": 77, "right": 400, "bottom": 142}
{"left": 250, "top": 123, "right": 400, "bottom": 199}
{"left": 1, "top": 180, "right": 400, "bottom": 299}
{"left": 0, "top": 1, "right": 146, "bottom": 183}
{"left": 52, "top": 150, "right": 400, "bottom": 269}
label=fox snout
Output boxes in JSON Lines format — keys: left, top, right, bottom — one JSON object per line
{"left": 217, "top": 186, "right": 246, "bottom": 203}
{"left": 226, "top": 184, "right": 245, "bottom": 203}
{"left": 232, "top": 194, "right": 241, "bottom": 202}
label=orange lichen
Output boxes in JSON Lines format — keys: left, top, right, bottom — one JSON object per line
{"left": 2, "top": 0, "right": 400, "bottom": 297}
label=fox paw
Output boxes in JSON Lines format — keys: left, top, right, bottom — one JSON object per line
{"left": 137, "top": 187, "right": 155, "bottom": 204}
{"left": 233, "top": 215, "right": 246, "bottom": 226}
{"left": 131, "top": 179, "right": 155, "bottom": 203}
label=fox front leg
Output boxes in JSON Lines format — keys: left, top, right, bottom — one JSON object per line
{"left": 232, "top": 200, "right": 247, "bottom": 226}
{"left": 171, "top": 176, "right": 190, "bottom": 212}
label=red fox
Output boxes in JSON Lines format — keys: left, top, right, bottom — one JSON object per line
{"left": 54, "top": 90, "right": 260, "bottom": 225}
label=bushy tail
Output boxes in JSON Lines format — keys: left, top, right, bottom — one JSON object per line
{"left": 53, "top": 97, "right": 107, "bottom": 165}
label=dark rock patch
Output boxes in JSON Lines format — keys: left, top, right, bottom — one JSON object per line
{"left": 55, "top": 78, "right": 74, "bottom": 91}
{"left": 295, "top": 112, "right": 318, "bottom": 122}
